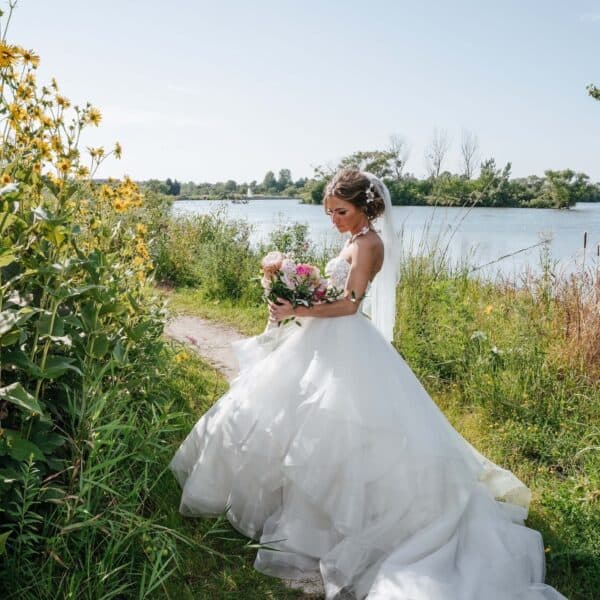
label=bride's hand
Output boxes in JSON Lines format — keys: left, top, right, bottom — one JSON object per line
{"left": 268, "top": 298, "right": 295, "bottom": 322}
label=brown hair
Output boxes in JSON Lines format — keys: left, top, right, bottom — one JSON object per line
{"left": 323, "top": 168, "right": 386, "bottom": 220}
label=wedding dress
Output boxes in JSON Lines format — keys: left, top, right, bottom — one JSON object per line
{"left": 169, "top": 254, "right": 566, "bottom": 599}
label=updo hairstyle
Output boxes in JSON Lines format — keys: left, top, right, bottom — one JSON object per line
{"left": 323, "top": 168, "right": 386, "bottom": 221}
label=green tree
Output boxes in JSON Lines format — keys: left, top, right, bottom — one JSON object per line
{"left": 262, "top": 170, "right": 277, "bottom": 193}
{"left": 224, "top": 179, "right": 237, "bottom": 194}
{"left": 337, "top": 150, "right": 397, "bottom": 179}
{"left": 587, "top": 83, "right": 600, "bottom": 100}
{"left": 277, "top": 168, "right": 292, "bottom": 191}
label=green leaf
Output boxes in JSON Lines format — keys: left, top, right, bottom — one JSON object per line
{"left": 0, "top": 250, "right": 16, "bottom": 268}
{"left": 3, "top": 430, "right": 46, "bottom": 462}
{"left": 0, "top": 383, "right": 45, "bottom": 417}
{"left": 0, "top": 329, "right": 20, "bottom": 346}
{"left": 36, "top": 312, "right": 65, "bottom": 337}
{"left": 80, "top": 301, "right": 99, "bottom": 331}
{"left": 112, "top": 339, "right": 127, "bottom": 364}
{"left": 129, "top": 322, "right": 148, "bottom": 342}
{"left": 2, "top": 349, "right": 43, "bottom": 377}
{"left": 89, "top": 334, "right": 109, "bottom": 358}
{"left": 44, "top": 224, "right": 67, "bottom": 247}
{"left": 0, "top": 531, "right": 10, "bottom": 555}
{"left": 31, "top": 430, "right": 65, "bottom": 454}
{"left": 41, "top": 356, "right": 83, "bottom": 379}
{"left": 99, "top": 301, "right": 128, "bottom": 316}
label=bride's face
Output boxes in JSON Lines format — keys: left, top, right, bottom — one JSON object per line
{"left": 325, "top": 196, "right": 365, "bottom": 233}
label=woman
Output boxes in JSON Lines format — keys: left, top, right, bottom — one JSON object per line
{"left": 170, "top": 169, "right": 565, "bottom": 599}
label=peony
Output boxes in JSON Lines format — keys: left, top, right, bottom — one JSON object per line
{"left": 261, "top": 251, "right": 283, "bottom": 275}
{"left": 295, "top": 264, "right": 312, "bottom": 277}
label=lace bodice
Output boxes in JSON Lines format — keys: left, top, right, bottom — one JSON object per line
{"left": 325, "top": 255, "right": 351, "bottom": 290}
{"left": 325, "top": 256, "right": 372, "bottom": 313}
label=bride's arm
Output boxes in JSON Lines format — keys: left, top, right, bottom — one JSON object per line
{"left": 269, "top": 242, "right": 373, "bottom": 320}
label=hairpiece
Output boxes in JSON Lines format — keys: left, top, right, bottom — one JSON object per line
{"left": 365, "top": 182, "right": 375, "bottom": 204}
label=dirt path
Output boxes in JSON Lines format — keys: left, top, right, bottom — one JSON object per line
{"left": 165, "top": 315, "right": 326, "bottom": 598}
{"left": 165, "top": 315, "right": 245, "bottom": 382}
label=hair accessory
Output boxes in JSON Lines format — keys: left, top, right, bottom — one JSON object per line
{"left": 365, "top": 182, "right": 375, "bottom": 204}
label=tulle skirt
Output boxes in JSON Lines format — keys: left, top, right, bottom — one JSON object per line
{"left": 169, "top": 313, "right": 566, "bottom": 599}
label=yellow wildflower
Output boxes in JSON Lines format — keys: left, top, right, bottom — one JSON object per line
{"left": 98, "top": 184, "right": 115, "bottom": 201}
{"left": 132, "top": 255, "right": 146, "bottom": 267}
{"left": 0, "top": 42, "right": 19, "bottom": 68}
{"left": 16, "top": 84, "right": 33, "bottom": 100}
{"left": 86, "top": 107, "right": 102, "bottom": 126}
{"left": 8, "top": 103, "right": 27, "bottom": 123}
{"left": 34, "top": 139, "right": 52, "bottom": 160}
{"left": 1, "top": 174, "right": 11, "bottom": 185}
{"left": 50, "top": 135, "right": 62, "bottom": 153}
{"left": 57, "top": 158, "right": 71, "bottom": 174}
{"left": 135, "top": 240, "right": 150, "bottom": 259}
{"left": 88, "top": 146, "right": 104, "bottom": 159}
{"left": 48, "top": 173, "right": 63, "bottom": 188}
{"left": 136, "top": 270, "right": 146, "bottom": 283}
{"left": 113, "top": 198, "right": 128, "bottom": 212}
{"left": 18, "top": 48, "right": 40, "bottom": 68}
{"left": 484, "top": 304, "right": 494, "bottom": 315}
{"left": 136, "top": 223, "right": 147, "bottom": 236}
{"left": 55, "top": 95, "right": 70, "bottom": 109}
{"left": 76, "top": 165, "right": 90, "bottom": 179}
{"left": 174, "top": 351, "right": 190, "bottom": 363}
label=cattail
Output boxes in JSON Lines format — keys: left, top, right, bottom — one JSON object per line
{"left": 583, "top": 231, "right": 587, "bottom": 250}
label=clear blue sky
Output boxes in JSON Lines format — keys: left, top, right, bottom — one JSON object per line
{"left": 11, "top": 0, "right": 600, "bottom": 183}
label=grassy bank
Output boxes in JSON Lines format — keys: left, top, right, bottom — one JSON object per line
{"left": 158, "top": 210, "right": 599, "bottom": 599}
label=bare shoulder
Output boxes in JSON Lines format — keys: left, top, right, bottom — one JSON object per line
{"left": 350, "top": 231, "right": 384, "bottom": 263}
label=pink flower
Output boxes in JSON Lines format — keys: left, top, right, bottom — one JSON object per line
{"left": 295, "top": 264, "right": 312, "bottom": 277}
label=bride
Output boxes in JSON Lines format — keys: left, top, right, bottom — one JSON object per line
{"left": 169, "top": 169, "right": 566, "bottom": 599}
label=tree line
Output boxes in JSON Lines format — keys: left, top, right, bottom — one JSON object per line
{"left": 140, "top": 127, "right": 600, "bottom": 209}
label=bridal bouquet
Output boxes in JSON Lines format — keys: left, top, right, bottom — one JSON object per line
{"left": 260, "top": 251, "right": 342, "bottom": 326}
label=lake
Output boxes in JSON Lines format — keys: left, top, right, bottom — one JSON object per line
{"left": 172, "top": 199, "right": 600, "bottom": 278}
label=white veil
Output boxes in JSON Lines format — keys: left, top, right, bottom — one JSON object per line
{"left": 362, "top": 172, "right": 401, "bottom": 342}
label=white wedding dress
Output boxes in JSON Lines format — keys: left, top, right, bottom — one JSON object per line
{"left": 170, "top": 255, "right": 566, "bottom": 599}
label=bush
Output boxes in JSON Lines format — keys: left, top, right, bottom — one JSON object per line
{"left": 0, "top": 8, "right": 192, "bottom": 596}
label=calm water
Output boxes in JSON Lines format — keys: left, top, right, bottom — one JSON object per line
{"left": 173, "top": 199, "right": 600, "bottom": 278}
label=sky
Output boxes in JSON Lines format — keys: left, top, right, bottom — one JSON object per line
{"left": 10, "top": 0, "right": 600, "bottom": 183}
